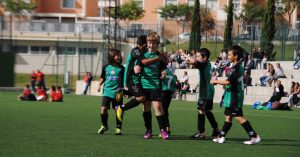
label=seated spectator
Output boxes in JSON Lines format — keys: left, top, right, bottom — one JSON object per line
{"left": 286, "top": 82, "right": 300, "bottom": 107}
{"left": 272, "top": 63, "right": 286, "bottom": 80}
{"left": 36, "top": 85, "right": 48, "bottom": 101}
{"left": 18, "top": 84, "right": 36, "bottom": 101}
{"left": 268, "top": 80, "right": 285, "bottom": 103}
{"left": 244, "top": 71, "right": 252, "bottom": 87}
{"left": 293, "top": 51, "right": 300, "bottom": 69}
{"left": 259, "top": 63, "right": 274, "bottom": 86}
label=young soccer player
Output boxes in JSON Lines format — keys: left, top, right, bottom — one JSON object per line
{"left": 18, "top": 84, "right": 36, "bottom": 101}
{"left": 97, "top": 48, "right": 125, "bottom": 135}
{"left": 161, "top": 68, "right": 176, "bottom": 135}
{"left": 181, "top": 48, "right": 220, "bottom": 140}
{"left": 116, "top": 35, "right": 165, "bottom": 123}
{"left": 55, "top": 86, "right": 63, "bottom": 102}
{"left": 210, "top": 45, "right": 261, "bottom": 145}
{"left": 139, "top": 32, "right": 169, "bottom": 140}
{"left": 35, "top": 84, "right": 48, "bottom": 101}
{"left": 48, "top": 86, "right": 57, "bottom": 102}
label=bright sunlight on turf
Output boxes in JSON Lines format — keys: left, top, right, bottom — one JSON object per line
{"left": 0, "top": 92, "right": 299, "bottom": 157}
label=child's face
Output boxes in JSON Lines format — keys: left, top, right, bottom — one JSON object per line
{"left": 114, "top": 54, "right": 121, "bottom": 63}
{"left": 147, "top": 40, "right": 158, "bottom": 52}
{"left": 195, "top": 52, "right": 207, "bottom": 62}
{"left": 227, "top": 51, "right": 237, "bottom": 63}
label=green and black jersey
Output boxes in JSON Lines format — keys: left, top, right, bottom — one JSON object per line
{"left": 141, "top": 51, "right": 167, "bottom": 89}
{"left": 124, "top": 47, "right": 145, "bottom": 87}
{"left": 196, "top": 61, "right": 214, "bottom": 101}
{"left": 100, "top": 64, "right": 124, "bottom": 99}
{"left": 162, "top": 69, "right": 176, "bottom": 93}
{"left": 223, "top": 63, "right": 244, "bottom": 108}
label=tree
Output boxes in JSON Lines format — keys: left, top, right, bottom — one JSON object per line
{"left": 275, "top": 0, "right": 300, "bottom": 60}
{"left": 200, "top": 6, "right": 215, "bottom": 36}
{"left": 106, "top": 1, "right": 145, "bottom": 23}
{"left": 260, "top": 0, "right": 276, "bottom": 60}
{"left": 223, "top": 0, "right": 233, "bottom": 50}
{"left": 158, "top": 4, "right": 192, "bottom": 33}
{"left": 1, "top": 0, "right": 35, "bottom": 51}
{"left": 189, "top": 0, "right": 201, "bottom": 51}
{"left": 235, "top": 2, "right": 265, "bottom": 24}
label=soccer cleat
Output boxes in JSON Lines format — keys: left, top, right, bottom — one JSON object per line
{"left": 97, "top": 125, "right": 108, "bottom": 134}
{"left": 144, "top": 130, "right": 153, "bottom": 139}
{"left": 243, "top": 135, "right": 261, "bottom": 145}
{"left": 115, "top": 128, "right": 122, "bottom": 135}
{"left": 116, "top": 106, "right": 124, "bottom": 122}
{"left": 212, "top": 136, "right": 225, "bottom": 144}
{"left": 190, "top": 131, "right": 205, "bottom": 139}
{"left": 211, "top": 129, "right": 221, "bottom": 138}
{"left": 161, "top": 129, "right": 169, "bottom": 140}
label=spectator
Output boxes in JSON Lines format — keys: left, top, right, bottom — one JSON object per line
{"left": 18, "top": 84, "right": 36, "bottom": 101}
{"left": 259, "top": 63, "right": 274, "bottom": 86}
{"left": 244, "top": 71, "right": 252, "bottom": 87}
{"left": 36, "top": 69, "right": 46, "bottom": 90}
{"left": 267, "top": 80, "right": 285, "bottom": 103}
{"left": 245, "top": 55, "right": 255, "bottom": 74}
{"left": 261, "top": 55, "right": 268, "bottom": 69}
{"left": 217, "top": 57, "right": 229, "bottom": 77}
{"left": 167, "top": 59, "right": 176, "bottom": 74}
{"left": 286, "top": 82, "right": 300, "bottom": 107}
{"left": 30, "top": 70, "right": 37, "bottom": 92}
{"left": 293, "top": 51, "right": 300, "bottom": 69}
{"left": 82, "top": 72, "right": 93, "bottom": 95}
{"left": 272, "top": 63, "right": 286, "bottom": 81}
{"left": 180, "top": 71, "right": 189, "bottom": 88}
{"left": 178, "top": 81, "right": 189, "bottom": 100}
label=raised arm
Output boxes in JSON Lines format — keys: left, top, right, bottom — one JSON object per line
{"left": 179, "top": 49, "right": 196, "bottom": 65}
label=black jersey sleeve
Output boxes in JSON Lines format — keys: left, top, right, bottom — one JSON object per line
{"left": 118, "top": 65, "right": 125, "bottom": 88}
{"left": 227, "top": 65, "right": 239, "bottom": 83}
{"left": 195, "top": 61, "right": 208, "bottom": 71}
{"left": 100, "top": 64, "right": 108, "bottom": 81}
{"left": 131, "top": 47, "right": 145, "bottom": 65}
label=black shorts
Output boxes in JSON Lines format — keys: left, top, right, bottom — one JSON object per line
{"left": 224, "top": 107, "right": 243, "bottom": 117}
{"left": 144, "top": 88, "right": 162, "bottom": 101}
{"left": 197, "top": 99, "right": 213, "bottom": 111}
{"left": 102, "top": 96, "right": 121, "bottom": 109}
{"left": 128, "top": 83, "right": 144, "bottom": 97}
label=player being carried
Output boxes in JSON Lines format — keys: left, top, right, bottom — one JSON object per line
{"left": 210, "top": 45, "right": 261, "bottom": 145}
{"left": 180, "top": 48, "right": 220, "bottom": 140}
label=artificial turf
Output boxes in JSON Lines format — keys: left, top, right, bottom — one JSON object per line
{"left": 0, "top": 92, "right": 299, "bottom": 157}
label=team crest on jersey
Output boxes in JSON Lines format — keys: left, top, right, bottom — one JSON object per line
{"left": 110, "top": 70, "right": 115, "bottom": 75}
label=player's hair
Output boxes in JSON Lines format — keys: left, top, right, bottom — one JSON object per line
{"left": 137, "top": 35, "right": 147, "bottom": 46}
{"left": 147, "top": 32, "right": 160, "bottom": 44}
{"left": 228, "top": 45, "right": 244, "bottom": 60}
{"left": 198, "top": 48, "right": 210, "bottom": 59}
{"left": 25, "top": 84, "right": 29, "bottom": 88}
{"left": 108, "top": 48, "right": 122, "bottom": 64}
{"left": 57, "top": 86, "right": 61, "bottom": 90}
{"left": 51, "top": 86, "right": 56, "bottom": 91}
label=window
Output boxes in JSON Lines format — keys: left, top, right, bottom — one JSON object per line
{"left": 40, "top": 46, "right": 50, "bottom": 54}
{"left": 57, "top": 47, "right": 76, "bottom": 55}
{"left": 62, "top": 0, "right": 75, "bottom": 9}
{"left": 79, "top": 48, "right": 97, "bottom": 55}
{"left": 207, "top": 0, "right": 218, "bottom": 8}
{"left": 133, "top": 0, "right": 144, "bottom": 9}
{"left": 233, "top": 0, "right": 241, "bottom": 10}
{"left": 165, "top": 0, "right": 177, "bottom": 5}
{"left": 15, "top": 46, "right": 28, "bottom": 54}
{"left": 187, "top": 0, "right": 195, "bottom": 6}
{"left": 30, "top": 46, "right": 40, "bottom": 54}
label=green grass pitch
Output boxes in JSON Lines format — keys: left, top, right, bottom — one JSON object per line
{"left": 0, "top": 92, "right": 299, "bottom": 157}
